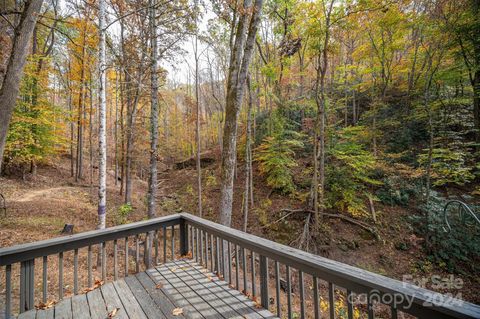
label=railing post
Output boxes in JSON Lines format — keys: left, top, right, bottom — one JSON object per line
{"left": 259, "top": 255, "right": 269, "bottom": 308}
{"left": 19, "top": 259, "right": 34, "bottom": 312}
{"left": 179, "top": 218, "right": 188, "bottom": 256}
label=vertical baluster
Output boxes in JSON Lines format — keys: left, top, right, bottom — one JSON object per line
{"left": 6, "top": 264, "right": 11, "bottom": 319}
{"left": 59, "top": 252, "right": 64, "bottom": 299}
{"left": 347, "top": 289, "right": 353, "bottom": 319}
{"left": 114, "top": 239, "right": 118, "bottom": 281}
{"left": 221, "top": 239, "right": 225, "bottom": 278}
{"left": 28, "top": 260, "right": 34, "bottom": 310}
{"left": 204, "top": 231, "right": 208, "bottom": 267}
{"left": 251, "top": 251, "right": 256, "bottom": 298}
{"left": 313, "top": 277, "right": 320, "bottom": 319}
{"left": 171, "top": 225, "right": 175, "bottom": 260}
{"left": 102, "top": 242, "right": 106, "bottom": 280}
{"left": 228, "top": 241, "right": 232, "bottom": 284}
{"left": 367, "top": 292, "right": 374, "bottom": 319}
{"left": 154, "top": 230, "right": 159, "bottom": 265}
{"left": 20, "top": 262, "right": 25, "bottom": 312}
{"left": 200, "top": 230, "right": 204, "bottom": 265}
{"left": 286, "top": 265, "right": 292, "bottom": 319}
{"left": 235, "top": 245, "right": 239, "bottom": 289}
{"left": 135, "top": 234, "right": 140, "bottom": 273}
{"left": 125, "top": 237, "right": 129, "bottom": 277}
{"left": 274, "top": 261, "right": 280, "bottom": 317}
{"left": 210, "top": 234, "right": 214, "bottom": 271}
{"left": 242, "top": 247, "right": 247, "bottom": 293}
{"left": 144, "top": 232, "right": 150, "bottom": 268}
{"left": 259, "top": 256, "right": 269, "bottom": 309}
{"left": 328, "top": 282, "right": 335, "bottom": 319}
{"left": 88, "top": 245, "right": 93, "bottom": 286}
{"left": 299, "top": 271, "right": 305, "bottom": 319}
{"left": 195, "top": 228, "right": 199, "bottom": 263}
{"left": 42, "top": 256, "right": 47, "bottom": 303}
{"left": 163, "top": 226, "right": 167, "bottom": 263}
{"left": 390, "top": 305, "right": 397, "bottom": 319}
{"left": 74, "top": 249, "right": 79, "bottom": 295}
{"left": 215, "top": 237, "right": 220, "bottom": 275}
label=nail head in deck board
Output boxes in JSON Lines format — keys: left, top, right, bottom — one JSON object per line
{"left": 113, "top": 279, "right": 148, "bottom": 319}
{"left": 124, "top": 275, "right": 167, "bottom": 319}
{"left": 53, "top": 298, "right": 72, "bottom": 319}
{"left": 86, "top": 288, "right": 107, "bottom": 319}
{"left": 71, "top": 294, "right": 91, "bottom": 319}
{"left": 101, "top": 282, "right": 129, "bottom": 319}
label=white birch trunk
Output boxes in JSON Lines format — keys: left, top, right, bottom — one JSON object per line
{"left": 97, "top": 0, "right": 107, "bottom": 230}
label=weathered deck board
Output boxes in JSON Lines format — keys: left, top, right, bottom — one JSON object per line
{"left": 71, "top": 294, "right": 90, "bottom": 319}
{"left": 16, "top": 310, "right": 35, "bottom": 319}
{"left": 14, "top": 259, "right": 276, "bottom": 319}
{"left": 113, "top": 279, "right": 148, "bottom": 319}
{"left": 170, "top": 260, "right": 254, "bottom": 319}
{"left": 53, "top": 298, "right": 72, "bottom": 319}
{"left": 35, "top": 308, "right": 53, "bottom": 319}
{"left": 135, "top": 272, "right": 183, "bottom": 319}
{"left": 173, "top": 260, "right": 266, "bottom": 319}
{"left": 146, "top": 268, "right": 204, "bottom": 319}
{"left": 101, "top": 282, "right": 129, "bottom": 319}
{"left": 186, "top": 261, "right": 275, "bottom": 318}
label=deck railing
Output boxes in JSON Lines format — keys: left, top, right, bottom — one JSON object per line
{"left": 1, "top": 212, "right": 479, "bottom": 319}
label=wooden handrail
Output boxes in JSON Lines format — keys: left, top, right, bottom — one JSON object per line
{"left": 0, "top": 214, "right": 181, "bottom": 266}
{"left": 1, "top": 212, "right": 479, "bottom": 319}
{"left": 180, "top": 212, "right": 480, "bottom": 319}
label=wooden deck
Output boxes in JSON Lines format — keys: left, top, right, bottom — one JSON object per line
{"left": 16, "top": 259, "right": 275, "bottom": 319}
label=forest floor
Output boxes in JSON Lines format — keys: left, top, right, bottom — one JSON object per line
{"left": 0, "top": 151, "right": 478, "bottom": 311}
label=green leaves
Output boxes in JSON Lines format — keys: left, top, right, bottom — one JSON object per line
{"left": 255, "top": 134, "right": 304, "bottom": 194}
{"left": 326, "top": 126, "right": 381, "bottom": 216}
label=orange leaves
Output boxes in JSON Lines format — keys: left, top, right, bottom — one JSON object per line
{"left": 155, "top": 283, "right": 164, "bottom": 289}
{"left": 83, "top": 279, "right": 104, "bottom": 293}
{"left": 35, "top": 300, "right": 56, "bottom": 310}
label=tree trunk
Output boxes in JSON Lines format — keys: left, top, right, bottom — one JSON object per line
{"left": 97, "top": 0, "right": 107, "bottom": 230}
{"left": 194, "top": 7, "right": 203, "bottom": 217}
{"left": 219, "top": 0, "right": 264, "bottom": 227}
{"left": 0, "top": 0, "right": 45, "bottom": 172}
{"left": 147, "top": 0, "right": 159, "bottom": 220}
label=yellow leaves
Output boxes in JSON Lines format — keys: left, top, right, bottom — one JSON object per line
{"left": 172, "top": 308, "right": 183, "bottom": 316}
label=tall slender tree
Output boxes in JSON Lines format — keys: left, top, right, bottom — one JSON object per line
{"left": 97, "top": 0, "right": 107, "bottom": 229}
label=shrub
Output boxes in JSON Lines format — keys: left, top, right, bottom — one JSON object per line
{"left": 116, "top": 204, "right": 133, "bottom": 225}
{"left": 255, "top": 132, "right": 304, "bottom": 194}
{"left": 326, "top": 126, "right": 381, "bottom": 216}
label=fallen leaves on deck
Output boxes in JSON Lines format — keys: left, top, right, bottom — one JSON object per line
{"left": 180, "top": 252, "right": 193, "bottom": 259}
{"left": 108, "top": 307, "right": 120, "bottom": 318}
{"left": 35, "top": 300, "right": 56, "bottom": 310}
{"left": 172, "top": 308, "right": 183, "bottom": 316}
{"left": 83, "top": 279, "right": 104, "bottom": 292}
{"left": 155, "top": 283, "right": 163, "bottom": 289}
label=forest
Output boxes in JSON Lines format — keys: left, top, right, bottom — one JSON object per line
{"left": 0, "top": 0, "right": 480, "bottom": 315}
